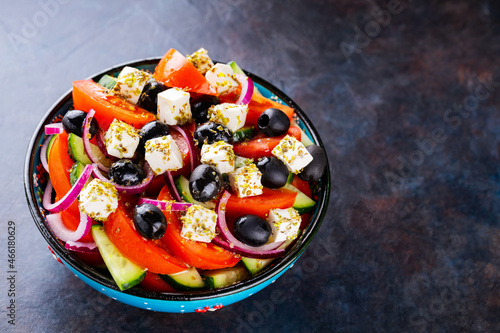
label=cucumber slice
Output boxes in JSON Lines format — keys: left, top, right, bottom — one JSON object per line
{"left": 91, "top": 225, "right": 146, "bottom": 291}
{"left": 46, "top": 134, "right": 57, "bottom": 160}
{"left": 286, "top": 172, "right": 294, "bottom": 184}
{"left": 67, "top": 133, "right": 92, "bottom": 164}
{"left": 241, "top": 237, "right": 296, "bottom": 276}
{"left": 97, "top": 74, "right": 117, "bottom": 90}
{"left": 174, "top": 175, "right": 216, "bottom": 209}
{"left": 159, "top": 267, "right": 205, "bottom": 291}
{"left": 69, "top": 161, "right": 87, "bottom": 186}
{"left": 283, "top": 183, "right": 316, "bottom": 215}
{"left": 234, "top": 156, "right": 254, "bottom": 169}
{"left": 233, "top": 126, "right": 254, "bottom": 143}
{"left": 202, "top": 265, "right": 249, "bottom": 290}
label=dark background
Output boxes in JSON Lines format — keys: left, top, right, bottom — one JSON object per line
{"left": 1, "top": 0, "right": 500, "bottom": 332}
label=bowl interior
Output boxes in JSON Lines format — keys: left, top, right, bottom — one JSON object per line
{"left": 24, "top": 58, "right": 330, "bottom": 301}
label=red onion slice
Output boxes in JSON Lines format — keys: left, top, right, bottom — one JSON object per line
{"left": 42, "top": 164, "right": 93, "bottom": 213}
{"left": 96, "top": 129, "right": 117, "bottom": 161}
{"left": 171, "top": 125, "right": 198, "bottom": 173}
{"left": 235, "top": 74, "right": 254, "bottom": 105}
{"left": 214, "top": 190, "right": 285, "bottom": 258}
{"left": 137, "top": 197, "right": 192, "bottom": 211}
{"left": 44, "top": 123, "right": 63, "bottom": 135}
{"left": 164, "top": 171, "right": 182, "bottom": 202}
{"left": 91, "top": 162, "right": 153, "bottom": 195}
{"left": 83, "top": 109, "right": 109, "bottom": 173}
{"left": 65, "top": 240, "right": 98, "bottom": 253}
{"left": 46, "top": 211, "right": 93, "bottom": 242}
{"left": 40, "top": 135, "right": 53, "bottom": 173}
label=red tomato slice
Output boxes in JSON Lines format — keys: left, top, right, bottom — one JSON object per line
{"left": 154, "top": 49, "right": 217, "bottom": 96}
{"left": 245, "top": 91, "right": 295, "bottom": 128}
{"left": 158, "top": 187, "right": 241, "bottom": 270}
{"left": 291, "top": 176, "right": 312, "bottom": 198}
{"left": 103, "top": 202, "right": 188, "bottom": 274}
{"left": 72, "top": 80, "right": 156, "bottom": 130}
{"left": 169, "top": 126, "right": 192, "bottom": 177}
{"left": 140, "top": 271, "right": 177, "bottom": 292}
{"left": 225, "top": 187, "right": 297, "bottom": 221}
{"left": 232, "top": 126, "right": 301, "bottom": 159}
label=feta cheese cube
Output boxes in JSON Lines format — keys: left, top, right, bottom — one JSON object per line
{"left": 208, "top": 103, "right": 248, "bottom": 132}
{"left": 200, "top": 141, "right": 235, "bottom": 174}
{"left": 205, "top": 63, "right": 239, "bottom": 95}
{"left": 104, "top": 119, "right": 141, "bottom": 158}
{"left": 157, "top": 88, "right": 192, "bottom": 125}
{"left": 112, "top": 66, "right": 152, "bottom": 104}
{"left": 145, "top": 135, "right": 183, "bottom": 175}
{"left": 267, "top": 207, "right": 301, "bottom": 242}
{"left": 78, "top": 179, "right": 119, "bottom": 221}
{"left": 229, "top": 164, "right": 263, "bottom": 198}
{"left": 186, "top": 47, "right": 214, "bottom": 75}
{"left": 272, "top": 135, "right": 313, "bottom": 174}
{"left": 180, "top": 205, "right": 217, "bottom": 242}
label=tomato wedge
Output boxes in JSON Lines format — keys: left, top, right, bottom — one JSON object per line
{"left": 47, "top": 132, "right": 94, "bottom": 242}
{"left": 232, "top": 126, "right": 301, "bottom": 159}
{"left": 169, "top": 126, "right": 191, "bottom": 177}
{"left": 103, "top": 202, "right": 188, "bottom": 274}
{"left": 158, "top": 187, "right": 241, "bottom": 270}
{"left": 291, "top": 176, "right": 312, "bottom": 198}
{"left": 72, "top": 80, "right": 156, "bottom": 130}
{"left": 154, "top": 49, "right": 217, "bottom": 96}
{"left": 225, "top": 187, "right": 297, "bottom": 221}
{"left": 140, "top": 271, "right": 177, "bottom": 292}
{"left": 245, "top": 91, "right": 295, "bottom": 128}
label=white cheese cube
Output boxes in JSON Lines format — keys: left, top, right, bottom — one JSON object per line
{"left": 145, "top": 135, "right": 183, "bottom": 175}
{"left": 209, "top": 103, "right": 248, "bottom": 132}
{"left": 205, "top": 63, "right": 239, "bottom": 95}
{"left": 187, "top": 47, "right": 214, "bottom": 75}
{"left": 112, "top": 66, "right": 152, "bottom": 104}
{"left": 229, "top": 164, "right": 263, "bottom": 198}
{"left": 78, "top": 179, "right": 118, "bottom": 221}
{"left": 267, "top": 208, "right": 301, "bottom": 242}
{"left": 157, "top": 88, "right": 191, "bottom": 125}
{"left": 200, "top": 141, "right": 235, "bottom": 174}
{"left": 271, "top": 135, "right": 313, "bottom": 174}
{"left": 180, "top": 205, "right": 217, "bottom": 243}
{"left": 104, "top": 119, "right": 141, "bottom": 159}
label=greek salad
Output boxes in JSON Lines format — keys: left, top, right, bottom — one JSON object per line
{"left": 40, "top": 48, "right": 327, "bottom": 292}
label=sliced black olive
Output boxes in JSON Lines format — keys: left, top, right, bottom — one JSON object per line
{"left": 297, "top": 145, "right": 327, "bottom": 182}
{"left": 108, "top": 159, "right": 146, "bottom": 186}
{"left": 190, "top": 95, "right": 219, "bottom": 124}
{"left": 137, "top": 121, "right": 170, "bottom": 156}
{"left": 133, "top": 203, "right": 167, "bottom": 240}
{"left": 193, "top": 122, "right": 233, "bottom": 149}
{"left": 137, "top": 78, "right": 166, "bottom": 114}
{"left": 257, "top": 108, "right": 290, "bottom": 137}
{"left": 256, "top": 156, "right": 289, "bottom": 189}
{"left": 233, "top": 214, "right": 272, "bottom": 247}
{"left": 62, "top": 110, "right": 98, "bottom": 138}
{"left": 189, "top": 164, "right": 221, "bottom": 202}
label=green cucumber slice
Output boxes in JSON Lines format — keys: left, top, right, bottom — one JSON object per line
{"left": 241, "top": 237, "right": 296, "bottom": 276}
{"left": 202, "top": 265, "right": 249, "bottom": 290}
{"left": 46, "top": 134, "right": 57, "bottom": 160}
{"left": 67, "top": 133, "right": 92, "bottom": 164}
{"left": 159, "top": 267, "right": 205, "bottom": 291}
{"left": 174, "top": 175, "right": 216, "bottom": 209}
{"left": 233, "top": 126, "right": 254, "bottom": 143}
{"left": 91, "top": 225, "right": 146, "bottom": 291}
{"left": 69, "top": 161, "right": 87, "bottom": 186}
{"left": 283, "top": 183, "right": 316, "bottom": 215}
{"left": 286, "top": 172, "right": 294, "bottom": 184}
{"left": 234, "top": 156, "right": 254, "bottom": 169}
{"left": 97, "top": 74, "right": 117, "bottom": 90}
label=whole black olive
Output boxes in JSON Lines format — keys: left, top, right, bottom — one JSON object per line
{"left": 62, "top": 110, "right": 98, "bottom": 138}
{"left": 297, "top": 145, "right": 327, "bottom": 182}
{"left": 108, "top": 159, "right": 146, "bottom": 186}
{"left": 133, "top": 203, "right": 167, "bottom": 240}
{"left": 193, "top": 122, "right": 233, "bottom": 149}
{"left": 137, "top": 121, "right": 170, "bottom": 156}
{"left": 189, "top": 164, "right": 222, "bottom": 202}
{"left": 258, "top": 108, "right": 290, "bottom": 137}
{"left": 190, "top": 95, "right": 219, "bottom": 124}
{"left": 233, "top": 215, "right": 272, "bottom": 247}
{"left": 256, "top": 156, "right": 289, "bottom": 189}
{"left": 137, "top": 78, "right": 166, "bottom": 114}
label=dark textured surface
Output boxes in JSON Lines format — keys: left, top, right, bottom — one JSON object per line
{"left": 1, "top": 0, "right": 500, "bottom": 332}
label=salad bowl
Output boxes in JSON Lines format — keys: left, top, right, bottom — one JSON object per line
{"left": 24, "top": 57, "right": 330, "bottom": 313}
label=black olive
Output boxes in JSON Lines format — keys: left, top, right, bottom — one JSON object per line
{"left": 62, "top": 110, "right": 98, "bottom": 138}
{"left": 258, "top": 108, "right": 290, "bottom": 137}
{"left": 133, "top": 203, "right": 167, "bottom": 240}
{"left": 137, "top": 121, "right": 170, "bottom": 156}
{"left": 190, "top": 95, "right": 219, "bottom": 124}
{"left": 256, "top": 156, "right": 289, "bottom": 189}
{"left": 108, "top": 159, "right": 146, "bottom": 186}
{"left": 189, "top": 164, "right": 221, "bottom": 202}
{"left": 193, "top": 122, "right": 233, "bottom": 149}
{"left": 137, "top": 78, "right": 166, "bottom": 114}
{"left": 297, "top": 145, "right": 327, "bottom": 182}
{"left": 233, "top": 215, "right": 272, "bottom": 247}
